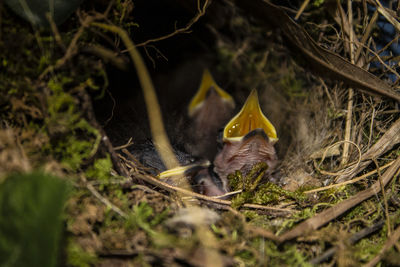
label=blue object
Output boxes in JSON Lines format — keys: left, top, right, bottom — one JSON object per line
{"left": 370, "top": 1, "right": 400, "bottom": 82}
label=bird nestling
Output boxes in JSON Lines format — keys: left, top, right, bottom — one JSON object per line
{"left": 213, "top": 89, "right": 278, "bottom": 182}
{"left": 159, "top": 160, "right": 229, "bottom": 196}
{"left": 158, "top": 89, "right": 278, "bottom": 196}
{"left": 186, "top": 69, "right": 235, "bottom": 160}
{"left": 158, "top": 89, "right": 279, "bottom": 196}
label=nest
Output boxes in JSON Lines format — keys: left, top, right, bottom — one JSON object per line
{"left": 1, "top": 0, "right": 400, "bottom": 266}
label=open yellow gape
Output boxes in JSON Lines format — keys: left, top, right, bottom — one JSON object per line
{"left": 223, "top": 89, "right": 278, "bottom": 142}
{"left": 188, "top": 69, "right": 235, "bottom": 117}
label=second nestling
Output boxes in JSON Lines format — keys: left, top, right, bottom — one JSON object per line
{"left": 160, "top": 69, "right": 279, "bottom": 197}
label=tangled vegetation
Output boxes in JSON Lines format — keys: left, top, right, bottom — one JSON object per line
{"left": 1, "top": 0, "right": 400, "bottom": 266}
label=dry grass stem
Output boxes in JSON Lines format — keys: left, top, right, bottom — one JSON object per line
{"left": 305, "top": 160, "right": 395, "bottom": 194}
{"left": 128, "top": 170, "right": 296, "bottom": 214}
{"left": 336, "top": 117, "right": 400, "bottom": 183}
{"left": 279, "top": 156, "right": 400, "bottom": 242}
{"left": 314, "top": 140, "right": 361, "bottom": 176}
{"left": 373, "top": 159, "right": 392, "bottom": 236}
{"left": 91, "top": 22, "right": 180, "bottom": 170}
{"left": 113, "top": 137, "right": 134, "bottom": 150}
{"left": 295, "top": 0, "right": 310, "bottom": 20}
{"left": 87, "top": 182, "right": 127, "bottom": 218}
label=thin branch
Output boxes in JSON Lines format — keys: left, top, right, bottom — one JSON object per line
{"left": 354, "top": 10, "right": 378, "bottom": 63}
{"left": 122, "top": 0, "right": 210, "bottom": 52}
{"left": 364, "top": 223, "right": 400, "bottom": 267}
{"left": 304, "top": 160, "right": 395, "bottom": 194}
{"left": 295, "top": 0, "right": 310, "bottom": 20}
{"left": 121, "top": 156, "right": 296, "bottom": 214}
{"left": 374, "top": 158, "right": 392, "bottom": 236}
{"left": 39, "top": 15, "right": 95, "bottom": 80}
{"left": 87, "top": 182, "right": 127, "bottom": 218}
{"left": 114, "top": 137, "right": 134, "bottom": 150}
{"left": 336, "top": 117, "right": 400, "bottom": 183}
{"left": 309, "top": 220, "right": 385, "bottom": 264}
{"left": 341, "top": 0, "right": 355, "bottom": 166}
{"left": 279, "top": 156, "right": 400, "bottom": 243}
{"left": 46, "top": 13, "right": 66, "bottom": 51}
{"left": 314, "top": 140, "right": 362, "bottom": 176}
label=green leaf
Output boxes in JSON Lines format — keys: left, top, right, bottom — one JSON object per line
{"left": 0, "top": 172, "right": 70, "bottom": 267}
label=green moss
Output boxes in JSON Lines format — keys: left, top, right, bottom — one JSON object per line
{"left": 228, "top": 163, "right": 269, "bottom": 208}
{"left": 275, "top": 207, "right": 315, "bottom": 235}
{"left": 228, "top": 163, "right": 307, "bottom": 208}
{"left": 67, "top": 240, "right": 98, "bottom": 267}
{"left": 353, "top": 235, "right": 384, "bottom": 262}
{"left": 85, "top": 155, "right": 113, "bottom": 183}
{"left": 254, "top": 182, "right": 308, "bottom": 205}
{"left": 125, "top": 202, "right": 169, "bottom": 235}
{"left": 235, "top": 249, "right": 257, "bottom": 266}
{"left": 313, "top": 0, "right": 325, "bottom": 7}
{"left": 260, "top": 240, "right": 311, "bottom": 266}
{"left": 44, "top": 76, "right": 101, "bottom": 170}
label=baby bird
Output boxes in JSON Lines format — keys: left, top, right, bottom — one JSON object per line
{"left": 159, "top": 89, "right": 279, "bottom": 197}
{"left": 186, "top": 69, "right": 235, "bottom": 160}
{"left": 213, "top": 89, "right": 278, "bottom": 181}
{"left": 159, "top": 160, "right": 229, "bottom": 196}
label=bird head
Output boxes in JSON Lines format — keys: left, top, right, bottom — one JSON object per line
{"left": 186, "top": 69, "right": 235, "bottom": 159}
{"left": 222, "top": 89, "right": 277, "bottom": 143}
{"left": 214, "top": 89, "right": 278, "bottom": 180}
{"left": 188, "top": 69, "right": 235, "bottom": 118}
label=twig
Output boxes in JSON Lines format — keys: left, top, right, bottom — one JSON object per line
{"left": 319, "top": 78, "right": 336, "bottom": 109}
{"left": 371, "top": 35, "right": 400, "bottom": 63}
{"left": 354, "top": 10, "right": 378, "bottom": 64}
{"left": 373, "top": 158, "right": 392, "bottom": 236}
{"left": 309, "top": 220, "right": 385, "bottom": 264}
{"left": 314, "top": 140, "right": 361, "bottom": 176}
{"left": 213, "top": 190, "right": 243, "bottom": 199}
{"left": 114, "top": 137, "right": 134, "bottom": 150}
{"left": 87, "top": 182, "right": 127, "bottom": 218}
{"left": 336, "top": 117, "right": 400, "bottom": 183}
{"left": 341, "top": 0, "right": 355, "bottom": 166}
{"left": 234, "top": 0, "right": 400, "bottom": 102}
{"left": 81, "top": 91, "right": 130, "bottom": 177}
{"left": 83, "top": 45, "right": 129, "bottom": 71}
{"left": 122, "top": 0, "right": 210, "bottom": 51}
{"left": 364, "top": 223, "right": 400, "bottom": 267}
{"left": 341, "top": 88, "right": 354, "bottom": 166}
{"left": 367, "top": 105, "right": 376, "bottom": 149}
{"left": 279, "top": 156, "right": 400, "bottom": 243}
{"left": 304, "top": 160, "right": 395, "bottom": 194}
{"left": 46, "top": 13, "right": 66, "bottom": 51}
{"left": 126, "top": 168, "right": 295, "bottom": 214}
{"left": 295, "top": 0, "right": 310, "bottom": 20}
{"left": 39, "top": 15, "right": 96, "bottom": 80}
{"left": 375, "top": 0, "right": 400, "bottom": 32}
{"left": 103, "top": 89, "right": 116, "bottom": 127}
{"left": 360, "top": 41, "right": 400, "bottom": 80}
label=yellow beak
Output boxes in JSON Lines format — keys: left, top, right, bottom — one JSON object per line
{"left": 158, "top": 160, "right": 211, "bottom": 179}
{"left": 188, "top": 69, "right": 235, "bottom": 117}
{"left": 223, "top": 89, "right": 278, "bottom": 142}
